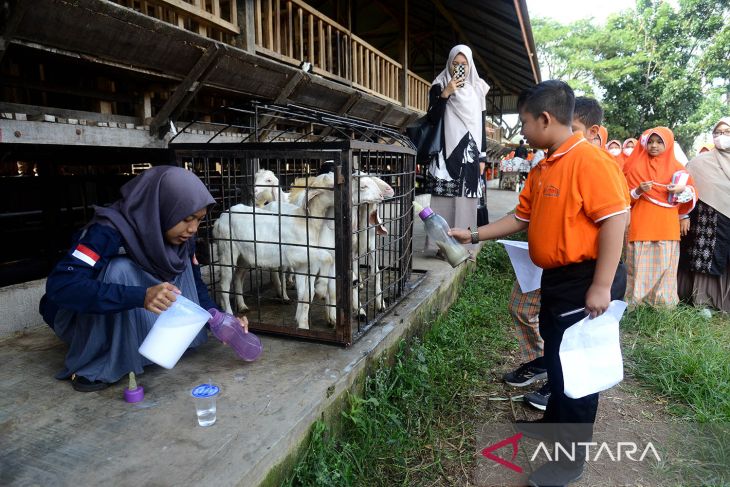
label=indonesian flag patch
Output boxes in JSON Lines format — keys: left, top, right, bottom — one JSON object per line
{"left": 71, "top": 244, "right": 100, "bottom": 267}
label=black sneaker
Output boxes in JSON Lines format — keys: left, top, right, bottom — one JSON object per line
{"left": 525, "top": 382, "right": 551, "bottom": 411}
{"left": 503, "top": 363, "right": 547, "bottom": 387}
{"left": 71, "top": 374, "right": 109, "bottom": 392}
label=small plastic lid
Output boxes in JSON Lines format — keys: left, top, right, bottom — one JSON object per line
{"left": 418, "top": 207, "right": 434, "bottom": 220}
{"left": 192, "top": 383, "right": 220, "bottom": 398}
{"left": 124, "top": 386, "right": 144, "bottom": 403}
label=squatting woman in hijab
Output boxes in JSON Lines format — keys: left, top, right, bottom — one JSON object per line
{"left": 424, "top": 44, "right": 490, "bottom": 254}
{"left": 679, "top": 117, "right": 730, "bottom": 312}
{"left": 40, "top": 166, "right": 247, "bottom": 392}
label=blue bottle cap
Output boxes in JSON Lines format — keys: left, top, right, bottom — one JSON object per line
{"left": 191, "top": 383, "right": 220, "bottom": 398}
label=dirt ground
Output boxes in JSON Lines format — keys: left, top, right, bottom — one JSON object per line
{"left": 469, "top": 353, "right": 681, "bottom": 487}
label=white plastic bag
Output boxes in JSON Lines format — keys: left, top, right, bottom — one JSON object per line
{"left": 559, "top": 300, "right": 628, "bottom": 399}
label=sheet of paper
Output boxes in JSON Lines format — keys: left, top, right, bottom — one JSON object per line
{"left": 496, "top": 240, "right": 542, "bottom": 293}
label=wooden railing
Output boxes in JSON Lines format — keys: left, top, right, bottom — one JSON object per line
{"left": 255, "top": 0, "right": 351, "bottom": 81}
{"left": 116, "top": 0, "right": 431, "bottom": 112}
{"left": 406, "top": 72, "right": 430, "bottom": 112}
{"left": 351, "top": 37, "right": 400, "bottom": 102}
{"left": 255, "top": 0, "right": 425, "bottom": 108}
{"left": 113, "top": 0, "right": 240, "bottom": 42}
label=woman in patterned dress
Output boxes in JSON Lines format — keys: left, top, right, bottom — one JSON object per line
{"left": 424, "top": 44, "right": 489, "bottom": 254}
{"left": 678, "top": 117, "right": 730, "bottom": 312}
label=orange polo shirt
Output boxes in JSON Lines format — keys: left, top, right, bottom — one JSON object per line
{"left": 628, "top": 198, "right": 682, "bottom": 242}
{"left": 515, "top": 133, "right": 629, "bottom": 270}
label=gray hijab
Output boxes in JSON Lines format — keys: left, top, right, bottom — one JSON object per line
{"left": 91, "top": 166, "right": 215, "bottom": 281}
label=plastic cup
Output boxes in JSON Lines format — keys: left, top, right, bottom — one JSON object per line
{"left": 191, "top": 383, "right": 219, "bottom": 427}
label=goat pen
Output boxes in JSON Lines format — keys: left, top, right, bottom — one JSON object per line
{"left": 172, "top": 104, "right": 419, "bottom": 345}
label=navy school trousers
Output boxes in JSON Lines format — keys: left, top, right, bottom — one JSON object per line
{"left": 539, "top": 259, "right": 627, "bottom": 426}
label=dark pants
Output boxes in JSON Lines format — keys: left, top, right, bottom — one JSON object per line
{"left": 539, "top": 260, "right": 627, "bottom": 442}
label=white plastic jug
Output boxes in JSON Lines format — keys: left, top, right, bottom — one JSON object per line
{"left": 138, "top": 295, "right": 211, "bottom": 369}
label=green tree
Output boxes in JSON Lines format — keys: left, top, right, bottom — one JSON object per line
{"left": 532, "top": 0, "right": 730, "bottom": 149}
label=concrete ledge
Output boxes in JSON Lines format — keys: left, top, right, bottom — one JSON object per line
{"left": 0, "top": 278, "right": 46, "bottom": 337}
{"left": 0, "top": 190, "right": 517, "bottom": 486}
{"left": 0, "top": 253, "right": 474, "bottom": 487}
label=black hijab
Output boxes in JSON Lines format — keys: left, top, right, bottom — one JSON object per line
{"left": 91, "top": 166, "right": 215, "bottom": 281}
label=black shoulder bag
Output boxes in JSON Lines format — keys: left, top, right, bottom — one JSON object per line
{"left": 406, "top": 115, "right": 443, "bottom": 164}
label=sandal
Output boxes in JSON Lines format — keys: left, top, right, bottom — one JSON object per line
{"left": 71, "top": 373, "right": 110, "bottom": 392}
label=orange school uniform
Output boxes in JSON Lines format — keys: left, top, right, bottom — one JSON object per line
{"left": 623, "top": 127, "right": 697, "bottom": 242}
{"left": 515, "top": 133, "right": 629, "bottom": 270}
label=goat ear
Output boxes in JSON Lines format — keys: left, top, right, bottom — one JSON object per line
{"left": 371, "top": 177, "right": 395, "bottom": 197}
{"left": 304, "top": 188, "right": 322, "bottom": 210}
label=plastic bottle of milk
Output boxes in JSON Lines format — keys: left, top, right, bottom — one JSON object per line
{"left": 417, "top": 207, "right": 469, "bottom": 267}
{"left": 208, "top": 309, "right": 263, "bottom": 362}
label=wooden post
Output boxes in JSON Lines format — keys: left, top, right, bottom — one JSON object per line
{"left": 287, "top": 1, "right": 294, "bottom": 57}
{"left": 233, "top": 0, "right": 255, "bottom": 52}
{"left": 137, "top": 91, "right": 153, "bottom": 124}
{"left": 318, "top": 20, "right": 325, "bottom": 69}
{"left": 297, "top": 7, "right": 303, "bottom": 60}
{"left": 398, "top": 0, "right": 408, "bottom": 108}
{"left": 266, "top": 0, "right": 273, "bottom": 49}
{"left": 274, "top": 0, "right": 281, "bottom": 53}
{"left": 308, "top": 14, "right": 314, "bottom": 63}
{"left": 327, "top": 25, "right": 333, "bottom": 74}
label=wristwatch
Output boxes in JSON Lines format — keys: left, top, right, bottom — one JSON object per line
{"left": 471, "top": 228, "right": 480, "bottom": 244}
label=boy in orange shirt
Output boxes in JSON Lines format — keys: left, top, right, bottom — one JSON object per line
{"left": 571, "top": 97, "right": 602, "bottom": 145}
{"left": 451, "top": 81, "right": 628, "bottom": 486}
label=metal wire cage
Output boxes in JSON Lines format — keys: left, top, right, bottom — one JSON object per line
{"left": 171, "top": 103, "right": 418, "bottom": 345}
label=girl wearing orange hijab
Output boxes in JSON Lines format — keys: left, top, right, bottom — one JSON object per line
{"left": 606, "top": 139, "right": 624, "bottom": 168}
{"left": 606, "top": 140, "right": 622, "bottom": 156}
{"left": 623, "top": 127, "right": 697, "bottom": 306}
{"left": 618, "top": 138, "right": 637, "bottom": 168}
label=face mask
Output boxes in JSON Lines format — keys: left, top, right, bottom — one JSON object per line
{"left": 713, "top": 135, "right": 730, "bottom": 151}
{"left": 623, "top": 148, "right": 634, "bottom": 156}
{"left": 609, "top": 148, "right": 621, "bottom": 156}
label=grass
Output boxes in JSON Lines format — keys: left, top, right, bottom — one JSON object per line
{"left": 283, "top": 241, "right": 517, "bottom": 487}
{"left": 283, "top": 239, "right": 730, "bottom": 486}
{"left": 621, "top": 304, "right": 730, "bottom": 423}
{"left": 620, "top": 302, "right": 730, "bottom": 485}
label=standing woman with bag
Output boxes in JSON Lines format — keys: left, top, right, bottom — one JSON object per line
{"left": 424, "top": 44, "right": 490, "bottom": 254}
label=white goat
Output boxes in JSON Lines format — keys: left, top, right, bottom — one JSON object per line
{"left": 291, "top": 173, "right": 393, "bottom": 320}
{"left": 253, "top": 168, "right": 289, "bottom": 207}
{"left": 253, "top": 168, "right": 294, "bottom": 298}
{"left": 352, "top": 173, "right": 395, "bottom": 313}
{"left": 213, "top": 173, "right": 335, "bottom": 329}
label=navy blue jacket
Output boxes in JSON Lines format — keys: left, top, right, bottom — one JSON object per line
{"left": 40, "top": 223, "right": 218, "bottom": 325}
